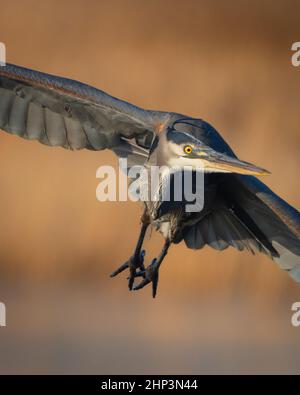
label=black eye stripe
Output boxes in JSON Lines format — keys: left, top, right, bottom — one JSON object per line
{"left": 166, "top": 117, "right": 207, "bottom": 147}
{"left": 166, "top": 128, "right": 200, "bottom": 145}
{"left": 172, "top": 117, "right": 204, "bottom": 131}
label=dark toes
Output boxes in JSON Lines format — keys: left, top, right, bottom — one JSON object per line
{"left": 152, "top": 272, "right": 159, "bottom": 298}
{"left": 133, "top": 277, "right": 151, "bottom": 291}
{"left": 110, "top": 261, "right": 129, "bottom": 277}
{"left": 128, "top": 267, "right": 136, "bottom": 291}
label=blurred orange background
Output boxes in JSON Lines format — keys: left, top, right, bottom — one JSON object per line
{"left": 0, "top": 0, "right": 299, "bottom": 374}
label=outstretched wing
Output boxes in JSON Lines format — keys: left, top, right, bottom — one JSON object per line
{"left": 228, "top": 175, "right": 300, "bottom": 282}
{"left": 184, "top": 174, "right": 300, "bottom": 283}
{"left": 0, "top": 63, "right": 168, "bottom": 165}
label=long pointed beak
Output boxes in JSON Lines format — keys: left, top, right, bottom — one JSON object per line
{"left": 199, "top": 150, "right": 270, "bottom": 176}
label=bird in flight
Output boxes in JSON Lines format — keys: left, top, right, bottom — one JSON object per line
{"left": 0, "top": 63, "right": 299, "bottom": 297}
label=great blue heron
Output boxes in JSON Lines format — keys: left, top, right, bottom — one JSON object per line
{"left": 0, "top": 63, "right": 299, "bottom": 297}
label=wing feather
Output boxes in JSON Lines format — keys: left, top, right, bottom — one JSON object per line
{"left": 185, "top": 175, "right": 300, "bottom": 282}
{"left": 0, "top": 63, "right": 169, "bottom": 164}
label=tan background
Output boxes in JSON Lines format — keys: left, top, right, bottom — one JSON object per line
{"left": 0, "top": 0, "right": 299, "bottom": 374}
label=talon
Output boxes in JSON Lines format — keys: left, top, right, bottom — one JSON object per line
{"left": 110, "top": 250, "right": 146, "bottom": 290}
{"left": 133, "top": 277, "right": 151, "bottom": 291}
{"left": 133, "top": 258, "right": 159, "bottom": 298}
{"left": 128, "top": 259, "right": 136, "bottom": 291}
{"left": 127, "top": 270, "right": 145, "bottom": 280}
{"left": 110, "top": 261, "right": 129, "bottom": 277}
{"left": 111, "top": 234, "right": 170, "bottom": 298}
{"left": 152, "top": 270, "right": 159, "bottom": 298}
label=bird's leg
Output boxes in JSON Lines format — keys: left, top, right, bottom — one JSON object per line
{"left": 133, "top": 238, "right": 171, "bottom": 298}
{"left": 110, "top": 209, "right": 150, "bottom": 290}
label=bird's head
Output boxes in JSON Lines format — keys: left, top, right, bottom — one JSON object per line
{"left": 155, "top": 117, "right": 270, "bottom": 176}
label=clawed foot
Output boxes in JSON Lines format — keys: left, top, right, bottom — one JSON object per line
{"left": 110, "top": 253, "right": 160, "bottom": 297}
{"left": 110, "top": 250, "right": 146, "bottom": 290}
{"left": 111, "top": 238, "right": 170, "bottom": 298}
{"left": 133, "top": 258, "right": 159, "bottom": 298}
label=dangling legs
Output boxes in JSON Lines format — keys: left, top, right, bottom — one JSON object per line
{"left": 133, "top": 238, "right": 171, "bottom": 298}
{"left": 110, "top": 208, "right": 150, "bottom": 290}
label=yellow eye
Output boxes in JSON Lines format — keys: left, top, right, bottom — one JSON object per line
{"left": 184, "top": 145, "right": 193, "bottom": 155}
